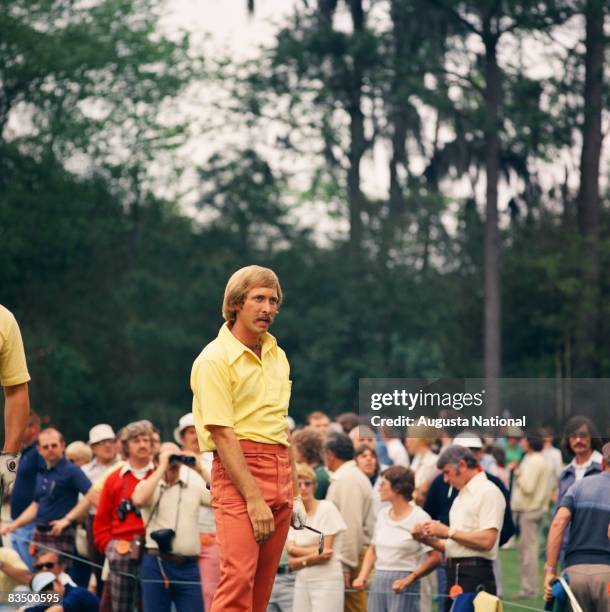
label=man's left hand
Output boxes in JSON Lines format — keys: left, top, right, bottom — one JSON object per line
{"left": 422, "top": 520, "right": 449, "bottom": 539}
{"left": 0, "top": 453, "right": 19, "bottom": 492}
{"left": 291, "top": 495, "right": 307, "bottom": 529}
{"left": 543, "top": 572, "right": 556, "bottom": 601}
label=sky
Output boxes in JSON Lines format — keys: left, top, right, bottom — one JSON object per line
{"left": 153, "top": 1, "right": 608, "bottom": 238}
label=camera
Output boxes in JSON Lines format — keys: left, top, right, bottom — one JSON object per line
{"left": 150, "top": 528, "right": 175, "bottom": 554}
{"left": 117, "top": 498, "right": 141, "bottom": 521}
{"left": 169, "top": 454, "right": 196, "bottom": 466}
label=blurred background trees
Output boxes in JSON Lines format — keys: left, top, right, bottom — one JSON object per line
{"left": 1, "top": 0, "right": 608, "bottom": 438}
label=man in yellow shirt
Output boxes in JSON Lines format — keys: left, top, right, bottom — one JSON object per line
{"left": 0, "top": 305, "right": 31, "bottom": 489}
{"left": 191, "top": 265, "right": 306, "bottom": 612}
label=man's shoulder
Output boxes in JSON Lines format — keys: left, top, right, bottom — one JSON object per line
{"left": 336, "top": 462, "right": 371, "bottom": 488}
{"left": 194, "top": 336, "right": 229, "bottom": 367}
{"left": 571, "top": 470, "right": 610, "bottom": 497}
{"left": 475, "top": 473, "right": 505, "bottom": 500}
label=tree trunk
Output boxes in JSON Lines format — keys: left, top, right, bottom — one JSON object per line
{"left": 347, "top": 0, "right": 365, "bottom": 258}
{"left": 483, "top": 21, "right": 501, "bottom": 416}
{"left": 574, "top": 0, "right": 604, "bottom": 375}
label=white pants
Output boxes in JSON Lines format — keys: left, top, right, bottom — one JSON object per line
{"left": 293, "top": 577, "right": 344, "bottom": 612}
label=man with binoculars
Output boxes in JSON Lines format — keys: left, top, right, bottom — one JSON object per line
{"left": 132, "top": 442, "right": 211, "bottom": 612}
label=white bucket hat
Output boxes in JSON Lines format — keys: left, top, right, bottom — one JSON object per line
{"left": 173, "top": 413, "right": 195, "bottom": 444}
{"left": 88, "top": 424, "right": 116, "bottom": 446}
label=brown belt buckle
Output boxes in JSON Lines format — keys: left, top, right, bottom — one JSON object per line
{"left": 116, "top": 539, "right": 131, "bottom": 555}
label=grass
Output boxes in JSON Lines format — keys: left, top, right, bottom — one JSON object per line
{"left": 498, "top": 547, "right": 547, "bottom": 611}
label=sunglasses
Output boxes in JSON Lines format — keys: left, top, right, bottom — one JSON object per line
{"left": 34, "top": 562, "right": 56, "bottom": 571}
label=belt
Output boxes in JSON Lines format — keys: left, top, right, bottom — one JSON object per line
{"left": 447, "top": 557, "right": 493, "bottom": 569}
{"left": 276, "top": 565, "right": 292, "bottom": 575}
{"left": 145, "top": 548, "right": 198, "bottom": 565}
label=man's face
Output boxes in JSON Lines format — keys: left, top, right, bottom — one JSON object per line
{"left": 38, "top": 432, "right": 65, "bottom": 465}
{"left": 235, "top": 286, "right": 279, "bottom": 336}
{"left": 310, "top": 416, "right": 330, "bottom": 436}
{"left": 34, "top": 553, "right": 61, "bottom": 576}
{"left": 568, "top": 427, "right": 592, "bottom": 456}
{"left": 91, "top": 438, "right": 116, "bottom": 463}
{"left": 127, "top": 433, "right": 152, "bottom": 462}
{"left": 181, "top": 426, "right": 200, "bottom": 453}
{"left": 442, "top": 462, "right": 466, "bottom": 489}
{"left": 323, "top": 449, "right": 336, "bottom": 471}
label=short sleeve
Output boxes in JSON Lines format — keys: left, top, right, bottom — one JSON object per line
{"left": 478, "top": 486, "right": 505, "bottom": 531}
{"left": 559, "top": 482, "right": 578, "bottom": 513}
{"left": 0, "top": 546, "right": 28, "bottom": 570}
{"left": 192, "top": 357, "right": 234, "bottom": 429}
{"left": 318, "top": 501, "right": 347, "bottom": 536}
{"left": 72, "top": 466, "right": 92, "bottom": 494}
{"left": 0, "top": 312, "right": 30, "bottom": 387}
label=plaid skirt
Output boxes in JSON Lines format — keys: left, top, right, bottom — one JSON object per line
{"left": 101, "top": 538, "right": 141, "bottom": 612}
{"left": 31, "top": 526, "right": 76, "bottom": 560}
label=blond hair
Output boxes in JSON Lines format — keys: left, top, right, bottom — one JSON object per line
{"left": 295, "top": 463, "right": 316, "bottom": 482}
{"left": 65, "top": 441, "right": 92, "bottom": 465}
{"left": 222, "top": 265, "right": 283, "bottom": 325}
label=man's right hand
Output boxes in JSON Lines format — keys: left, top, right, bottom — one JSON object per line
{"left": 0, "top": 523, "right": 13, "bottom": 536}
{"left": 246, "top": 496, "right": 275, "bottom": 543}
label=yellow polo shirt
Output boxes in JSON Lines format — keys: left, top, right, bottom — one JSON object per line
{"left": 0, "top": 305, "right": 30, "bottom": 387}
{"left": 191, "top": 323, "right": 292, "bottom": 452}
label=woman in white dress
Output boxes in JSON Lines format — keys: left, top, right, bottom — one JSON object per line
{"left": 352, "top": 466, "right": 440, "bottom": 612}
{"left": 286, "top": 464, "right": 346, "bottom": 612}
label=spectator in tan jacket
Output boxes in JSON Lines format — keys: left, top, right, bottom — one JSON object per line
{"left": 509, "top": 431, "right": 553, "bottom": 598}
{"left": 324, "top": 433, "right": 374, "bottom": 612}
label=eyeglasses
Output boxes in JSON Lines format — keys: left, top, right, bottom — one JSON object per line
{"left": 569, "top": 432, "right": 590, "bottom": 439}
{"left": 34, "top": 562, "right": 56, "bottom": 571}
{"left": 298, "top": 480, "right": 314, "bottom": 487}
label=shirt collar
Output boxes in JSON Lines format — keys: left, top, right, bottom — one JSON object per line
{"left": 570, "top": 449, "right": 602, "bottom": 470}
{"left": 218, "top": 322, "right": 277, "bottom": 365}
{"left": 120, "top": 461, "right": 154, "bottom": 477}
{"left": 462, "top": 470, "right": 487, "bottom": 494}
{"left": 44, "top": 457, "right": 67, "bottom": 472}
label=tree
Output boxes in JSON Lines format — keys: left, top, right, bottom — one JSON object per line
{"left": 574, "top": 0, "right": 606, "bottom": 375}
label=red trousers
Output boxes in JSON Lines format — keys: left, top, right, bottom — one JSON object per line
{"left": 210, "top": 440, "right": 293, "bottom": 612}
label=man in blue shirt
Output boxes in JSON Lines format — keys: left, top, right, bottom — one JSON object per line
{"left": 544, "top": 441, "right": 610, "bottom": 610}
{"left": 1, "top": 428, "right": 91, "bottom": 572}
{"left": 9, "top": 411, "right": 44, "bottom": 570}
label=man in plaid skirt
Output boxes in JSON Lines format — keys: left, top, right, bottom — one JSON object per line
{"left": 94, "top": 420, "right": 154, "bottom": 612}
{"left": 1, "top": 427, "right": 91, "bottom": 571}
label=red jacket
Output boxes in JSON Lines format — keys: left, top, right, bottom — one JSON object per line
{"left": 93, "top": 465, "right": 152, "bottom": 553}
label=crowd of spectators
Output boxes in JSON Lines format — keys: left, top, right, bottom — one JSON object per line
{"left": 0, "top": 410, "right": 607, "bottom": 612}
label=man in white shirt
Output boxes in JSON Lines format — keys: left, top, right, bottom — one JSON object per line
{"left": 412, "top": 445, "right": 505, "bottom": 612}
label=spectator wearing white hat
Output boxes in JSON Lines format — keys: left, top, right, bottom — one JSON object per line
{"left": 176, "top": 412, "right": 219, "bottom": 611}
{"left": 82, "top": 424, "right": 120, "bottom": 596}
{"left": 83, "top": 425, "right": 119, "bottom": 485}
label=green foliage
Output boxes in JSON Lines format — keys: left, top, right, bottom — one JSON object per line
{"left": 1, "top": 0, "right": 609, "bottom": 441}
